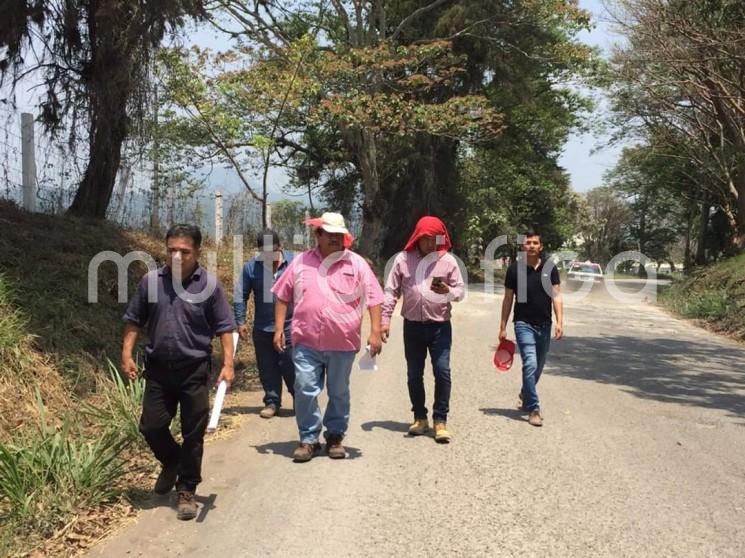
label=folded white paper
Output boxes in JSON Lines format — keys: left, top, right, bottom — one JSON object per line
{"left": 358, "top": 345, "right": 378, "bottom": 372}
{"left": 206, "top": 380, "right": 228, "bottom": 432}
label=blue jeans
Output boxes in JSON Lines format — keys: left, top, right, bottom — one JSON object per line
{"left": 292, "top": 345, "right": 357, "bottom": 444}
{"left": 403, "top": 320, "right": 452, "bottom": 422}
{"left": 253, "top": 328, "right": 295, "bottom": 409}
{"left": 515, "top": 321, "right": 552, "bottom": 412}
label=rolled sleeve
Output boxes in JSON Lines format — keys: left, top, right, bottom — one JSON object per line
{"left": 362, "top": 260, "right": 385, "bottom": 308}
{"left": 123, "top": 275, "right": 150, "bottom": 327}
{"left": 210, "top": 282, "right": 237, "bottom": 335}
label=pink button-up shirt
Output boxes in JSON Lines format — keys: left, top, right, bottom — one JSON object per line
{"left": 272, "top": 247, "right": 384, "bottom": 352}
{"left": 382, "top": 250, "right": 465, "bottom": 325}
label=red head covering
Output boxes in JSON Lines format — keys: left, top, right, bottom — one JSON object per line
{"left": 403, "top": 216, "right": 452, "bottom": 252}
{"left": 303, "top": 217, "right": 355, "bottom": 249}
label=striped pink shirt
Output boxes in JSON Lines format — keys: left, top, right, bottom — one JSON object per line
{"left": 382, "top": 250, "right": 465, "bottom": 325}
{"left": 272, "top": 247, "right": 384, "bottom": 352}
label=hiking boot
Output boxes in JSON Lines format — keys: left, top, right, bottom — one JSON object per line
{"left": 153, "top": 462, "right": 178, "bottom": 495}
{"left": 292, "top": 442, "right": 321, "bottom": 463}
{"left": 434, "top": 422, "right": 451, "bottom": 444}
{"left": 408, "top": 418, "right": 429, "bottom": 436}
{"left": 259, "top": 405, "right": 277, "bottom": 419}
{"left": 326, "top": 433, "right": 346, "bottom": 459}
{"left": 176, "top": 490, "right": 198, "bottom": 521}
{"left": 528, "top": 410, "right": 543, "bottom": 427}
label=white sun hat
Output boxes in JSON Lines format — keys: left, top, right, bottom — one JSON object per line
{"left": 316, "top": 212, "right": 350, "bottom": 235}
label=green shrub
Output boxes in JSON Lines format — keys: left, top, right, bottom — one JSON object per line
{"left": 80, "top": 360, "right": 146, "bottom": 448}
{"left": 0, "top": 395, "right": 127, "bottom": 537}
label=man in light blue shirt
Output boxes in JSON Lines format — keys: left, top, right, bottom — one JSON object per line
{"left": 234, "top": 229, "right": 295, "bottom": 418}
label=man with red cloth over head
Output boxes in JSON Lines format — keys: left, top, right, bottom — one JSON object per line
{"left": 381, "top": 216, "right": 465, "bottom": 443}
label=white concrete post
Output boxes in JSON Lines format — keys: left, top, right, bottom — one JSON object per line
{"left": 21, "top": 113, "right": 37, "bottom": 212}
{"left": 215, "top": 190, "right": 224, "bottom": 245}
{"left": 112, "top": 164, "right": 131, "bottom": 220}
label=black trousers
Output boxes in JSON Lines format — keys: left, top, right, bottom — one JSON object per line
{"left": 139, "top": 358, "right": 210, "bottom": 492}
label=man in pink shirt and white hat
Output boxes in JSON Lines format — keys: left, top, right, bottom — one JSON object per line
{"left": 382, "top": 216, "right": 465, "bottom": 443}
{"left": 272, "top": 212, "right": 384, "bottom": 462}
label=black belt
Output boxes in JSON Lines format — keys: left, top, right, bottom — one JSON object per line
{"left": 145, "top": 355, "right": 210, "bottom": 372}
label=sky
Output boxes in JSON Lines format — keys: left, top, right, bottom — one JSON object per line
{"left": 4, "top": 0, "right": 624, "bottom": 201}
{"left": 558, "top": 0, "right": 624, "bottom": 192}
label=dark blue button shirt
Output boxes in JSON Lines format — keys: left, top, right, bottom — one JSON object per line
{"left": 233, "top": 251, "right": 294, "bottom": 332}
{"left": 123, "top": 265, "right": 237, "bottom": 363}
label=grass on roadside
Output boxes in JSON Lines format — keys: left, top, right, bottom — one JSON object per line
{"left": 79, "top": 360, "right": 147, "bottom": 449}
{"left": 0, "top": 395, "right": 128, "bottom": 552}
{"left": 660, "top": 253, "right": 745, "bottom": 339}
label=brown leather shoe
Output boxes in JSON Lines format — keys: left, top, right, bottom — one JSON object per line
{"left": 259, "top": 405, "right": 277, "bottom": 419}
{"left": 326, "top": 433, "right": 346, "bottom": 459}
{"left": 176, "top": 490, "right": 198, "bottom": 520}
{"left": 153, "top": 462, "right": 178, "bottom": 495}
{"left": 528, "top": 410, "right": 543, "bottom": 427}
{"left": 292, "top": 442, "right": 321, "bottom": 462}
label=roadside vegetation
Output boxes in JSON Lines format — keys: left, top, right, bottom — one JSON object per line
{"left": 0, "top": 201, "right": 254, "bottom": 556}
{"left": 660, "top": 254, "right": 745, "bottom": 341}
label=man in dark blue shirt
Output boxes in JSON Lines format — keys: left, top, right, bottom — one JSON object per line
{"left": 499, "top": 230, "right": 564, "bottom": 427}
{"left": 234, "top": 229, "right": 295, "bottom": 419}
{"left": 122, "top": 224, "right": 236, "bottom": 520}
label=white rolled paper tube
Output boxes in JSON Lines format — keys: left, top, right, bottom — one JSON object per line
{"left": 206, "top": 380, "right": 228, "bottom": 433}
{"left": 232, "top": 331, "right": 240, "bottom": 354}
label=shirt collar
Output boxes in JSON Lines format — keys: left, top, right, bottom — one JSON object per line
{"left": 311, "top": 246, "right": 349, "bottom": 262}
{"left": 160, "top": 263, "right": 202, "bottom": 280}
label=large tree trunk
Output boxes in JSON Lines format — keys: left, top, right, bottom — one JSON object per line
{"left": 67, "top": 1, "right": 133, "bottom": 219}
{"left": 732, "top": 172, "right": 745, "bottom": 250}
{"left": 683, "top": 205, "right": 693, "bottom": 273}
{"left": 695, "top": 201, "right": 709, "bottom": 266}
{"left": 637, "top": 210, "right": 647, "bottom": 278}
{"left": 341, "top": 127, "right": 387, "bottom": 257}
{"left": 380, "top": 134, "right": 459, "bottom": 257}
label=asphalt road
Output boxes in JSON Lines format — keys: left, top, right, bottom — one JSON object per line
{"left": 89, "top": 280, "right": 745, "bottom": 557}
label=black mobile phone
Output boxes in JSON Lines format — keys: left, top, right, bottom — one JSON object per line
{"left": 432, "top": 276, "right": 444, "bottom": 286}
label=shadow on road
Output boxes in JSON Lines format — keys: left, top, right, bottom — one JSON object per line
{"left": 196, "top": 493, "right": 217, "bottom": 523}
{"left": 221, "top": 405, "right": 264, "bottom": 416}
{"left": 125, "top": 490, "right": 218, "bottom": 522}
{"left": 551, "top": 335, "right": 745, "bottom": 418}
{"left": 360, "top": 420, "right": 410, "bottom": 433}
{"left": 252, "top": 440, "right": 363, "bottom": 460}
{"left": 479, "top": 408, "right": 526, "bottom": 423}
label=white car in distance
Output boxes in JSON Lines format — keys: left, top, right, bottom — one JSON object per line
{"left": 566, "top": 261, "right": 604, "bottom": 283}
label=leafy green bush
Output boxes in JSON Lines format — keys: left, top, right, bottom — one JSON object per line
{"left": 80, "top": 360, "right": 146, "bottom": 448}
{"left": 662, "top": 286, "right": 731, "bottom": 321}
{"left": 0, "top": 395, "right": 127, "bottom": 538}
